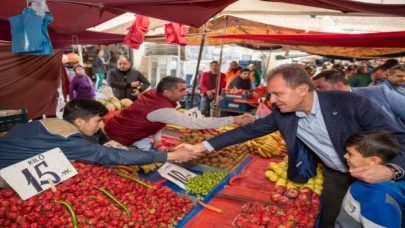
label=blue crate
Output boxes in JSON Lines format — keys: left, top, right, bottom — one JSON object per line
{"left": 182, "top": 94, "right": 201, "bottom": 109}
{"left": 220, "top": 98, "right": 253, "bottom": 112}
{"left": 0, "top": 108, "right": 28, "bottom": 132}
{"left": 221, "top": 88, "right": 252, "bottom": 100}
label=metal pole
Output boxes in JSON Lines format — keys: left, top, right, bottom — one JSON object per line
{"left": 189, "top": 27, "right": 207, "bottom": 108}
{"left": 264, "top": 47, "right": 273, "bottom": 76}
{"left": 213, "top": 16, "right": 228, "bottom": 117}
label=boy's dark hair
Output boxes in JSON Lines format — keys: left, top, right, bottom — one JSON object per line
{"left": 240, "top": 69, "right": 251, "bottom": 74}
{"left": 63, "top": 98, "right": 108, "bottom": 124}
{"left": 345, "top": 131, "right": 400, "bottom": 163}
{"left": 157, "top": 76, "right": 186, "bottom": 94}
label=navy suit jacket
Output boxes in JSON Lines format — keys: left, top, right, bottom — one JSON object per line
{"left": 208, "top": 91, "right": 405, "bottom": 183}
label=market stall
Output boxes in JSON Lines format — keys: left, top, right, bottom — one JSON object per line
{"left": 0, "top": 107, "right": 323, "bottom": 228}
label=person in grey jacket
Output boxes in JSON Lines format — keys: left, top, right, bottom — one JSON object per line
{"left": 107, "top": 56, "right": 151, "bottom": 100}
{"left": 312, "top": 70, "right": 405, "bottom": 128}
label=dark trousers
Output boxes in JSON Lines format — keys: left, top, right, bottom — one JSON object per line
{"left": 320, "top": 167, "right": 355, "bottom": 228}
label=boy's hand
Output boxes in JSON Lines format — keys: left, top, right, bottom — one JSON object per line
{"left": 350, "top": 165, "right": 392, "bottom": 183}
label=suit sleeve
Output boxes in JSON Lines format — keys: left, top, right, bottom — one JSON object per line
{"left": 356, "top": 96, "right": 405, "bottom": 171}
{"left": 63, "top": 135, "right": 167, "bottom": 166}
{"left": 386, "top": 89, "right": 405, "bottom": 122}
{"left": 107, "top": 70, "right": 128, "bottom": 89}
{"left": 138, "top": 72, "right": 151, "bottom": 92}
{"left": 207, "top": 112, "right": 279, "bottom": 150}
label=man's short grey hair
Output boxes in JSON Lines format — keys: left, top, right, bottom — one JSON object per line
{"left": 157, "top": 76, "right": 186, "bottom": 94}
{"left": 266, "top": 64, "right": 315, "bottom": 91}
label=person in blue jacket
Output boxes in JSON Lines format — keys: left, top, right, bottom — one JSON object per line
{"left": 0, "top": 99, "right": 194, "bottom": 171}
{"left": 177, "top": 64, "right": 405, "bottom": 227}
{"left": 379, "top": 64, "right": 405, "bottom": 96}
{"left": 336, "top": 131, "right": 405, "bottom": 228}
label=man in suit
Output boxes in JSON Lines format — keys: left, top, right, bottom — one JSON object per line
{"left": 379, "top": 64, "right": 405, "bottom": 96}
{"left": 348, "top": 59, "right": 398, "bottom": 87}
{"left": 178, "top": 64, "right": 405, "bottom": 227}
{"left": 312, "top": 69, "right": 405, "bottom": 128}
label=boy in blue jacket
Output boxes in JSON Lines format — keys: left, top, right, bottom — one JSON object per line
{"left": 336, "top": 131, "right": 405, "bottom": 228}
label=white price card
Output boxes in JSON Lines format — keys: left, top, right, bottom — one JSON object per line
{"left": 185, "top": 107, "right": 202, "bottom": 118}
{"left": 0, "top": 148, "right": 78, "bottom": 200}
{"left": 158, "top": 163, "right": 197, "bottom": 189}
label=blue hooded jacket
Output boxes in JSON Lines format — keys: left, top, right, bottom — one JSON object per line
{"left": 336, "top": 181, "right": 405, "bottom": 228}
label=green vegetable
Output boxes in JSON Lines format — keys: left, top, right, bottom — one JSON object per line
{"left": 93, "top": 186, "right": 131, "bottom": 216}
{"left": 185, "top": 172, "right": 226, "bottom": 198}
{"left": 54, "top": 200, "right": 78, "bottom": 228}
{"left": 114, "top": 169, "right": 155, "bottom": 189}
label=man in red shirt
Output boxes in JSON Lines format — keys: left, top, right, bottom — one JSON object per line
{"left": 199, "top": 61, "right": 226, "bottom": 116}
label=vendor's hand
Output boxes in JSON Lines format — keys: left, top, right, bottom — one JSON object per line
{"left": 349, "top": 165, "right": 392, "bottom": 183}
{"left": 167, "top": 147, "right": 198, "bottom": 162}
{"left": 233, "top": 113, "right": 255, "bottom": 126}
{"left": 206, "top": 90, "right": 214, "bottom": 99}
{"left": 131, "top": 81, "right": 141, "bottom": 87}
{"left": 175, "top": 143, "right": 207, "bottom": 155}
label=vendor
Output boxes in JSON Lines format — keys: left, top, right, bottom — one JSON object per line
{"left": 0, "top": 99, "right": 194, "bottom": 170}
{"left": 104, "top": 76, "right": 255, "bottom": 147}
{"left": 228, "top": 69, "right": 252, "bottom": 90}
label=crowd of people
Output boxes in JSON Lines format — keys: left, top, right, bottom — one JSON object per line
{"left": 2, "top": 51, "right": 405, "bottom": 227}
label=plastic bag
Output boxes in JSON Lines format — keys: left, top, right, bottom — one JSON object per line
{"left": 255, "top": 102, "right": 271, "bottom": 119}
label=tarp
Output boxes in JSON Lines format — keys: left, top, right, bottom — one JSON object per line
{"left": 269, "top": 0, "right": 405, "bottom": 17}
{"left": 0, "top": 19, "right": 126, "bottom": 49}
{"left": 212, "top": 31, "right": 405, "bottom": 48}
{"left": 0, "top": 43, "right": 63, "bottom": 119}
{"left": 0, "top": 0, "right": 236, "bottom": 35}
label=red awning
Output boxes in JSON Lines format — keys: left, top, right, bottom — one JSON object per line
{"left": 268, "top": 0, "right": 405, "bottom": 17}
{"left": 212, "top": 31, "right": 405, "bottom": 48}
{"left": 0, "top": 0, "right": 236, "bottom": 35}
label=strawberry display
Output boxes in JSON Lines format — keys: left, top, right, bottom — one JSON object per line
{"left": 0, "top": 161, "right": 194, "bottom": 228}
{"left": 233, "top": 198, "right": 320, "bottom": 228}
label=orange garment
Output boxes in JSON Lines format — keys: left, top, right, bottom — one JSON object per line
{"left": 225, "top": 69, "right": 240, "bottom": 88}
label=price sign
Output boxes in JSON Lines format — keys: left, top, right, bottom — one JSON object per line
{"left": 185, "top": 107, "right": 202, "bottom": 118}
{"left": 0, "top": 148, "right": 78, "bottom": 200}
{"left": 104, "top": 140, "right": 128, "bottom": 150}
{"left": 158, "top": 163, "right": 196, "bottom": 189}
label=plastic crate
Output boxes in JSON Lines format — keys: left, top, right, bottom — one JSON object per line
{"left": 0, "top": 108, "right": 28, "bottom": 132}
{"left": 220, "top": 99, "right": 253, "bottom": 112}
{"left": 182, "top": 94, "right": 201, "bottom": 109}
{"left": 221, "top": 88, "right": 252, "bottom": 100}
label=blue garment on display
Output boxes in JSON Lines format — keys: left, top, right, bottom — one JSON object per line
{"left": 9, "top": 8, "right": 53, "bottom": 55}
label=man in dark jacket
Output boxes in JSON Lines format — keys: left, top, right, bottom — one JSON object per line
{"left": 178, "top": 64, "right": 405, "bottom": 228}
{"left": 0, "top": 99, "right": 194, "bottom": 170}
{"left": 228, "top": 68, "right": 252, "bottom": 90}
{"left": 107, "top": 57, "right": 151, "bottom": 100}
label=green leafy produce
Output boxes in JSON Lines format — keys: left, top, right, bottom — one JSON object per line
{"left": 185, "top": 172, "right": 227, "bottom": 199}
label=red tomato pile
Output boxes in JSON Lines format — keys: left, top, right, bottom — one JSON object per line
{"left": 233, "top": 197, "right": 320, "bottom": 228}
{"left": 0, "top": 162, "right": 194, "bottom": 228}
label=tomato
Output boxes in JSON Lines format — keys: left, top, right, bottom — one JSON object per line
{"left": 26, "top": 214, "right": 37, "bottom": 223}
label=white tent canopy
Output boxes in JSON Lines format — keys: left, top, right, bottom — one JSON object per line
{"left": 88, "top": 0, "right": 405, "bottom": 35}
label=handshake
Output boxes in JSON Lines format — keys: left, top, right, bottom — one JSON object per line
{"left": 166, "top": 143, "right": 209, "bottom": 163}
{"left": 233, "top": 113, "right": 256, "bottom": 126}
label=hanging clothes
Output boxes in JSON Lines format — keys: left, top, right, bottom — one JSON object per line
{"left": 123, "top": 15, "right": 150, "bottom": 49}
{"left": 9, "top": 8, "right": 53, "bottom": 55}
{"left": 164, "top": 23, "right": 188, "bottom": 46}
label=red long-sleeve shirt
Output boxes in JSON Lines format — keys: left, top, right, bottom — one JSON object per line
{"left": 199, "top": 71, "right": 226, "bottom": 96}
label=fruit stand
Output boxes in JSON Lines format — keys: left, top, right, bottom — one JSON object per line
{"left": 0, "top": 122, "right": 323, "bottom": 228}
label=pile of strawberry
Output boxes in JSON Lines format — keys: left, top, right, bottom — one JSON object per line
{"left": 233, "top": 199, "right": 320, "bottom": 228}
{"left": 0, "top": 162, "right": 194, "bottom": 228}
